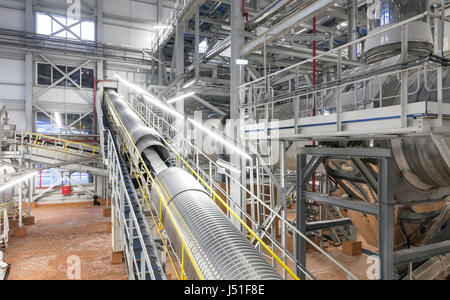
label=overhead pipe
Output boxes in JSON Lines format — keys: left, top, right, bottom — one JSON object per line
{"left": 246, "top": 0, "right": 299, "bottom": 31}
{"left": 188, "top": 0, "right": 302, "bottom": 71}
{"left": 240, "top": 0, "right": 336, "bottom": 57}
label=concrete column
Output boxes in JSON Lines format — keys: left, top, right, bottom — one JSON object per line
{"left": 347, "top": 0, "right": 358, "bottom": 60}
{"left": 25, "top": 0, "right": 33, "bottom": 33}
{"left": 230, "top": 0, "right": 245, "bottom": 230}
{"left": 97, "top": 0, "right": 104, "bottom": 43}
{"left": 195, "top": 6, "right": 200, "bottom": 78}
{"left": 157, "top": 0, "right": 164, "bottom": 85}
{"left": 175, "top": 20, "right": 185, "bottom": 137}
{"left": 25, "top": 52, "right": 33, "bottom": 132}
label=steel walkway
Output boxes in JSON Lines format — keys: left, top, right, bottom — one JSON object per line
{"left": 102, "top": 107, "right": 166, "bottom": 280}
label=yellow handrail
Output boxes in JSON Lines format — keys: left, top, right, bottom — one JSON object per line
{"left": 21, "top": 131, "right": 99, "bottom": 156}
{"left": 105, "top": 92, "right": 205, "bottom": 280}
{"left": 120, "top": 93, "right": 300, "bottom": 280}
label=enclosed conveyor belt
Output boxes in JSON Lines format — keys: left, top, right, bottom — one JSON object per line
{"left": 104, "top": 90, "right": 282, "bottom": 280}
{"left": 102, "top": 105, "right": 166, "bottom": 280}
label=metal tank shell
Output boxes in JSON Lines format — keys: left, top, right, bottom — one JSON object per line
{"left": 106, "top": 90, "right": 170, "bottom": 166}
{"left": 365, "top": 0, "right": 432, "bottom": 63}
{"left": 151, "top": 167, "right": 282, "bottom": 280}
{"left": 106, "top": 90, "right": 281, "bottom": 280}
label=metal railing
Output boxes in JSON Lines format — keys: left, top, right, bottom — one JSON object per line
{"left": 124, "top": 94, "right": 359, "bottom": 280}
{"left": 239, "top": 12, "right": 449, "bottom": 134}
{"left": 149, "top": 0, "right": 198, "bottom": 53}
{"left": 104, "top": 92, "right": 205, "bottom": 280}
{"left": 107, "top": 130, "right": 163, "bottom": 280}
{"left": 18, "top": 131, "right": 100, "bottom": 159}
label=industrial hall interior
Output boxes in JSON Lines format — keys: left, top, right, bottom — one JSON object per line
{"left": 0, "top": 0, "right": 449, "bottom": 282}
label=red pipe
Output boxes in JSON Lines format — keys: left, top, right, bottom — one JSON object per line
{"left": 242, "top": 0, "right": 249, "bottom": 21}
{"left": 312, "top": 16, "right": 317, "bottom": 193}
{"left": 96, "top": 80, "right": 118, "bottom": 83}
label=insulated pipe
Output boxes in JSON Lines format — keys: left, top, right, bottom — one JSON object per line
{"left": 247, "top": 0, "right": 299, "bottom": 30}
{"left": 106, "top": 90, "right": 282, "bottom": 280}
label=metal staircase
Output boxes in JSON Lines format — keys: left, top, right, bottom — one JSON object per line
{"left": 102, "top": 107, "right": 166, "bottom": 280}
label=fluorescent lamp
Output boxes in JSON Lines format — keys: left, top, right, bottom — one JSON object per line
{"left": 216, "top": 159, "right": 241, "bottom": 173}
{"left": 337, "top": 21, "right": 348, "bottom": 30}
{"left": 113, "top": 74, "right": 252, "bottom": 160}
{"left": 54, "top": 112, "right": 63, "bottom": 128}
{"left": 236, "top": 59, "right": 249, "bottom": 65}
{"left": 153, "top": 24, "right": 172, "bottom": 30}
{"left": 183, "top": 79, "right": 196, "bottom": 89}
{"left": 167, "top": 92, "right": 196, "bottom": 104}
{"left": 188, "top": 118, "right": 252, "bottom": 161}
{"left": 115, "top": 74, "right": 182, "bottom": 120}
{"left": 0, "top": 172, "right": 37, "bottom": 193}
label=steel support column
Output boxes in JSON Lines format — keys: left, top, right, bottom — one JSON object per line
{"left": 25, "top": 52, "right": 33, "bottom": 132}
{"left": 195, "top": 6, "right": 200, "bottom": 79}
{"left": 175, "top": 20, "right": 185, "bottom": 138}
{"left": 97, "top": 0, "right": 104, "bottom": 43}
{"left": 378, "top": 157, "right": 395, "bottom": 280}
{"left": 295, "top": 153, "right": 307, "bottom": 280}
{"left": 230, "top": 0, "right": 245, "bottom": 230}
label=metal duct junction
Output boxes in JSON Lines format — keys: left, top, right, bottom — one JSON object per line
{"left": 365, "top": 0, "right": 432, "bottom": 63}
{"left": 106, "top": 90, "right": 281, "bottom": 280}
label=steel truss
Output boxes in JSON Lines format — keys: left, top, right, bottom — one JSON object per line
{"left": 296, "top": 146, "right": 450, "bottom": 280}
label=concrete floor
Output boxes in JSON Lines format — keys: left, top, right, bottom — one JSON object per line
{"left": 2, "top": 202, "right": 373, "bottom": 281}
{"left": 3, "top": 203, "right": 127, "bottom": 280}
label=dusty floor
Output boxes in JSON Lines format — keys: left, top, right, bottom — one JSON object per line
{"left": 2, "top": 202, "right": 374, "bottom": 281}
{"left": 3, "top": 203, "right": 127, "bottom": 280}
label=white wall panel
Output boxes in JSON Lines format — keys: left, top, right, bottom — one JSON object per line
{"left": 0, "top": 7, "right": 25, "bottom": 31}
{"left": 8, "top": 110, "right": 26, "bottom": 131}
{"left": 131, "top": 1, "right": 157, "bottom": 21}
{"left": 103, "top": 24, "right": 130, "bottom": 46}
{"left": 0, "top": 58, "right": 25, "bottom": 84}
{"left": 0, "top": 85, "right": 25, "bottom": 101}
{"left": 104, "top": 0, "right": 131, "bottom": 17}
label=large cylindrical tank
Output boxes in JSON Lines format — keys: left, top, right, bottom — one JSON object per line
{"left": 365, "top": 0, "right": 433, "bottom": 63}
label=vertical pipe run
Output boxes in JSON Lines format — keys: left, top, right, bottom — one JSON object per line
{"left": 312, "top": 16, "right": 316, "bottom": 193}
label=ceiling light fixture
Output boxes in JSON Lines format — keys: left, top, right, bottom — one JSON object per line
{"left": 166, "top": 92, "right": 196, "bottom": 104}
{"left": 0, "top": 172, "right": 37, "bottom": 193}
{"left": 114, "top": 74, "right": 252, "bottom": 160}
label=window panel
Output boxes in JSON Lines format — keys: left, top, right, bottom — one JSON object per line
{"left": 37, "top": 63, "right": 52, "bottom": 85}
{"left": 81, "top": 68, "right": 94, "bottom": 89}
{"left": 67, "top": 66, "right": 81, "bottom": 87}
{"left": 36, "top": 112, "right": 52, "bottom": 134}
{"left": 36, "top": 13, "right": 52, "bottom": 35}
{"left": 81, "top": 21, "right": 95, "bottom": 41}
{"left": 53, "top": 112, "right": 64, "bottom": 134}
{"left": 67, "top": 113, "right": 81, "bottom": 134}
{"left": 35, "top": 12, "right": 96, "bottom": 42}
{"left": 67, "top": 18, "right": 81, "bottom": 39}
{"left": 80, "top": 114, "right": 93, "bottom": 135}
{"left": 52, "top": 16, "right": 67, "bottom": 38}
{"left": 53, "top": 65, "right": 67, "bottom": 86}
